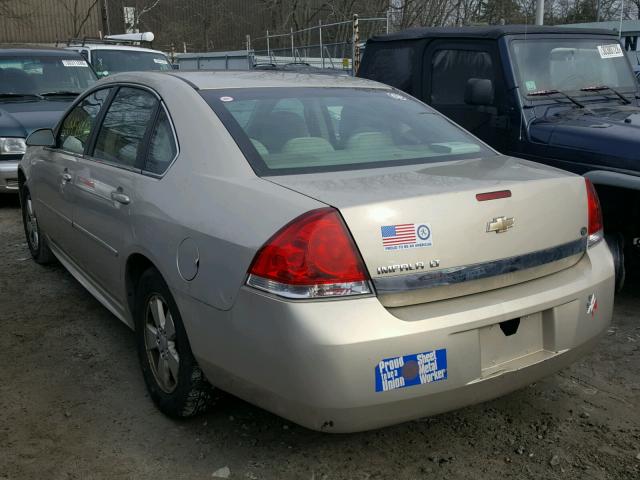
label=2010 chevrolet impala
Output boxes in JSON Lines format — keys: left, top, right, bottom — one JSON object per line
{"left": 18, "top": 71, "right": 614, "bottom": 432}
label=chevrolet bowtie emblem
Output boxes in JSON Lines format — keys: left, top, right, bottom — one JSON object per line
{"left": 486, "top": 216, "right": 515, "bottom": 233}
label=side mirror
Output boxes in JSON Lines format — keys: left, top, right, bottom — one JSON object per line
{"left": 464, "top": 78, "right": 494, "bottom": 106}
{"left": 26, "top": 129, "right": 56, "bottom": 148}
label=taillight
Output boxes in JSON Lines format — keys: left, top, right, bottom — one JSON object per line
{"left": 585, "top": 178, "right": 603, "bottom": 247}
{"left": 246, "top": 207, "right": 372, "bottom": 299}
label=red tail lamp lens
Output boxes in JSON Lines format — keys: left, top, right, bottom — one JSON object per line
{"left": 249, "top": 207, "right": 369, "bottom": 285}
{"left": 585, "top": 178, "right": 603, "bottom": 236}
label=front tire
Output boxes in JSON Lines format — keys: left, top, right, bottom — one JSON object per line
{"left": 20, "top": 187, "right": 55, "bottom": 265}
{"left": 135, "top": 268, "right": 213, "bottom": 417}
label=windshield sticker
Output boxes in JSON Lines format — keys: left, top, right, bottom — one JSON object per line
{"left": 525, "top": 80, "right": 537, "bottom": 91}
{"left": 153, "top": 58, "right": 169, "bottom": 64}
{"left": 597, "top": 44, "right": 624, "bottom": 59}
{"left": 220, "top": 96, "right": 234, "bottom": 102}
{"left": 381, "top": 223, "right": 432, "bottom": 251}
{"left": 61, "top": 59, "right": 89, "bottom": 67}
{"left": 375, "top": 349, "right": 447, "bottom": 392}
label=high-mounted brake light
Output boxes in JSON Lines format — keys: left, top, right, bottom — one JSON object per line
{"left": 246, "top": 207, "right": 372, "bottom": 299}
{"left": 585, "top": 178, "right": 603, "bottom": 247}
{"left": 476, "top": 190, "right": 512, "bottom": 201}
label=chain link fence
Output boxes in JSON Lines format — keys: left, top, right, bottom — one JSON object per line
{"left": 247, "top": 13, "right": 390, "bottom": 74}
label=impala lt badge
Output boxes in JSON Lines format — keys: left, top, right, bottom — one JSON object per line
{"left": 377, "top": 262, "right": 425, "bottom": 275}
{"left": 486, "top": 216, "right": 515, "bottom": 234}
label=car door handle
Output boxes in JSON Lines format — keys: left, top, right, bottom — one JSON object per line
{"left": 110, "top": 191, "right": 130, "bottom": 205}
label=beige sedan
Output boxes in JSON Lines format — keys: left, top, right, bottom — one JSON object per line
{"left": 19, "top": 71, "right": 614, "bottom": 432}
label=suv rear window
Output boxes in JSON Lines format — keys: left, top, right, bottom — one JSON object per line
{"left": 201, "top": 87, "right": 490, "bottom": 176}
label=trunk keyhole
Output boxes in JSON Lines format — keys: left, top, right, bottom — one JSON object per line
{"left": 499, "top": 318, "right": 520, "bottom": 336}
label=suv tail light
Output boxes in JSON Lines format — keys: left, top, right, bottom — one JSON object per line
{"left": 585, "top": 178, "right": 603, "bottom": 247}
{"left": 246, "top": 207, "right": 372, "bottom": 299}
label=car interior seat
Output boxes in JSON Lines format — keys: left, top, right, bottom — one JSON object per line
{"left": 248, "top": 111, "right": 309, "bottom": 152}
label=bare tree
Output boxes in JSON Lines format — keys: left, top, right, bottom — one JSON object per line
{"left": 126, "top": 0, "right": 162, "bottom": 32}
{"left": 60, "top": 0, "right": 102, "bottom": 37}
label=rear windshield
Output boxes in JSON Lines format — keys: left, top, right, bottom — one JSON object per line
{"left": 201, "top": 87, "right": 490, "bottom": 175}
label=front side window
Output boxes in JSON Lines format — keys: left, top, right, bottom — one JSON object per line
{"left": 92, "top": 50, "right": 171, "bottom": 76}
{"left": 510, "top": 38, "right": 637, "bottom": 95}
{"left": 93, "top": 87, "right": 158, "bottom": 167}
{"left": 145, "top": 108, "right": 177, "bottom": 174}
{"left": 201, "top": 87, "right": 490, "bottom": 175}
{"left": 0, "top": 55, "right": 96, "bottom": 97}
{"left": 58, "top": 88, "right": 112, "bottom": 154}
{"left": 431, "top": 50, "right": 494, "bottom": 105}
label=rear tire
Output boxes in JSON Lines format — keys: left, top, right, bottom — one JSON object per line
{"left": 135, "top": 268, "right": 214, "bottom": 417}
{"left": 20, "top": 187, "right": 55, "bottom": 265}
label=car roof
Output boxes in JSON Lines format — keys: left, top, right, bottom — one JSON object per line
{"left": 368, "top": 24, "right": 617, "bottom": 42}
{"left": 0, "top": 47, "right": 85, "bottom": 57}
{"left": 67, "top": 44, "right": 166, "bottom": 54}
{"left": 105, "top": 70, "right": 388, "bottom": 90}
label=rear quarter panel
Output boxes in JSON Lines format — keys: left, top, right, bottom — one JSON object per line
{"left": 122, "top": 78, "right": 325, "bottom": 313}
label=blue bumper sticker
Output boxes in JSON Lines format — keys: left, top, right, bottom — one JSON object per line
{"left": 375, "top": 349, "right": 447, "bottom": 392}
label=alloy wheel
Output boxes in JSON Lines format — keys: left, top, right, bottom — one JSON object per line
{"left": 144, "top": 294, "right": 180, "bottom": 393}
{"left": 24, "top": 193, "right": 39, "bottom": 251}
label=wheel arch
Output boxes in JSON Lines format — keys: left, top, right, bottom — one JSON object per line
{"left": 17, "top": 167, "right": 26, "bottom": 188}
{"left": 584, "top": 170, "right": 640, "bottom": 256}
{"left": 125, "top": 252, "right": 161, "bottom": 321}
{"left": 584, "top": 170, "right": 640, "bottom": 191}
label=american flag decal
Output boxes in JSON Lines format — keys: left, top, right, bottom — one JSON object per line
{"left": 381, "top": 224, "right": 417, "bottom": 247}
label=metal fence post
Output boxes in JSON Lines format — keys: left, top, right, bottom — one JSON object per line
{"left": 319, "top": 20, "right": 324, "bottom": 68}
{"left": 291, "top": 27, "right": 294, "bottom": 60}
{"left": 352, "top": 14, "right": 360, "bottom": 75}
{"left": 266, "top": 30, "right": 270, "bottom": 59}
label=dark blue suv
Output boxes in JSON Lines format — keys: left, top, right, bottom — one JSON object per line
{"left": 359, "top": 25, "right": 640, "bottom": 289}
{"left": 0, "top": 48, "right": 96, "bottom": 194}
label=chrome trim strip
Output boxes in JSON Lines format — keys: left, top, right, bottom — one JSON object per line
{"left": 72, "top": 222, "right": 119, "bottom": 256}
{"left": 36, "top": 198, "right": 72, "bottom": 225}
{"left": 373, "top": 237, "right": 587, "bottom": 293}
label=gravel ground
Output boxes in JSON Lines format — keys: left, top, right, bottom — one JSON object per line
{"left": 1, "top": 195, "right": 639, "bottom": 480}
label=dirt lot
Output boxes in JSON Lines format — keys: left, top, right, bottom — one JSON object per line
{"left": 0, "top": 196, "right": 639, "bottom": 480}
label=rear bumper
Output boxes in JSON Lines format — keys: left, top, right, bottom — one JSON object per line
{"left": 0, "top": 160, "right": 19, "bottom": 193}
{"left": 176, "top": 241, "right": 614, "bottom": 432}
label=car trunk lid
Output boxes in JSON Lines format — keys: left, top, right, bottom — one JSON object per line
{"left": 266, "top": 156, "right": 588, "bottom": 307}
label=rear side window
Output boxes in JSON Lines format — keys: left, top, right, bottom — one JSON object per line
{"left": 201, "top": 87, "right": 490, "bottom": 176}
{"left": 93, "top": 87, "right": 158, "bottom": 167}
{"left": 58, "top": 88, "right": 112, "bottom": 154}
{"left": 145, "top": 108, "right": 177, "bottom": 174}
{"left": 359, "top": 44, "right": 416, "bottom": 94}
{"left": 431, "top": 50, "right": 494, "bottom": 105}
